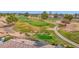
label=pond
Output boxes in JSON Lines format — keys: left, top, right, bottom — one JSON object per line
{"left": 0, "top": 37, "right": 4, "bottom": 44}
{"left": 33, "top": 40, "right": 47, "bottom": 47}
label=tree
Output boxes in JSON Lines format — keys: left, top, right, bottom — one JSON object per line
{"left": 58, "top": 14, "right": 73, "bottom": 27}
{"left": 74, "top": 14, "right": 77, "bottom": 19}
{"left": 24, "top": 12, "right": 29, "bottom": 17}
{"left": 41, "top": 11, "right": 48, "bottom": 19}
{"left": 64, "top": 14, "right": 73, "bottom": 22}
{"left": 0, "top": 14, "right": 2, "bottom": 17}
{"left": 6, "top": 15, "right": 18, "bottom": 24}
{"left": 0, "top": 13, "right": 6, "bottom": 17}
{"left": 61, "top": 14, "right": 73, "bottom": 26}
{"left": 53, "top": 13, "right": 58, "bottom": 18}
{"left": 74, "top": 14, "right": 79, "bottom": 19}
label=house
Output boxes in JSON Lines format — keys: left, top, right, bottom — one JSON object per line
{"left": 56, "top": 20, "right": 68, "bottom": 26}
{"left": 73, "top": 14, "right": 79, "bottom": 19}
{"left": 48, "top": 14, "right": 64, "bottom": 18}
{"left": 48, "top": 15, "right": 54, "bottom": 18}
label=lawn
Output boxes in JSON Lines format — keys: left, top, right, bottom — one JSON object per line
{"left": 16, "top": 15, "right": 55, "bottom": 27}
{"left": 34, "top": 30, "right": 74, "bottom": 47}
{"left": 28, "top": 20, "right": 49, "bottom": 27}
{"left": 34, "top": 33, "right": 57, "bottom": 44}
{"left": 59, "top": 30, "right": 79, "bottom": 44}
{"left": 16, "top": 15, "right": 30, "bottom": 22}
{"left": 48, "top": 18, "right": 62, "bottom": 21}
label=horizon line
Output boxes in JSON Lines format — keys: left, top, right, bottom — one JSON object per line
{"left": 0, "top": 11, "right": 79, "bottom": 14}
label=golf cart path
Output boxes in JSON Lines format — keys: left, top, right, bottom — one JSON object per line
{"left": 53, "top": 26, "right": 79, "bottom": 47}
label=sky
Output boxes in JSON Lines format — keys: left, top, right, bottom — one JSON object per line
{"left": 28, "top": 11, "right": 79, "bottom": 14}
{"left": 0, "top": 11, "right": 79, "bottom": 14}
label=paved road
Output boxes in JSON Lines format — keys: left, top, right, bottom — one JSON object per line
{"left": 53, "top": 26, "right": 79, "bottom": 47}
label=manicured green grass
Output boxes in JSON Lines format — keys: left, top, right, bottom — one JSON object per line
{"left": 28, "top": 20, "right": 49, "bottom": 27}
{"left": 34, "top": 33, "right": 57, "bottom": 44}
{"left": 28, "top": 20, "right": 55, "bottom": 27}
{"left": 34, "top": 30, "right": 74, "bottom": 47}
{"left": 48, "top": 18, "right": 61, "bottom": 21}
{"left": 16, "top": 15, "right": 54, "bottom": 27}
{"left": 36, "top": 34, "right": 52, "bottom": 39}
{"left": 59, "top": 30, "right": 79, "bottom": 44}
{"left": 16, "top": 15, "right": 29, "bottom": 22}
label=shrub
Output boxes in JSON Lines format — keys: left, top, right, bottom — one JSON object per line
{"left": 3, "top": 35, "right": 13, "bottom": 42}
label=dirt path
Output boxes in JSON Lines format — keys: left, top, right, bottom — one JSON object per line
{"left": 53, "top": 26, "right": 79, "bottom": 47}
